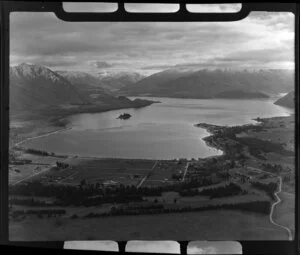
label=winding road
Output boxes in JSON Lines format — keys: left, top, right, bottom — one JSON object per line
{"left": 248, "top": 166, "right": 293, "bottom": 240}
{"left": 269, "top": 176, "right": 293, "bottom": 240}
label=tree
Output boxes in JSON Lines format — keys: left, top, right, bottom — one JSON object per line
{"left": 230, "top": 160, "right": 235, "bottom": 168}
{"left": 80, "top": 179, "right": 87, "bottom": 189}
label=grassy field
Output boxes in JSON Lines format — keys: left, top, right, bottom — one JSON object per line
{"left": 251, "top": 115, "right": 294, "bottom": 151}
{"left": 9, "top": 115, "right": 295, "bottom": 242}
{"left": 18, "top": 158, "right": 185, "bottom": 187}
{"left": 9, "top": 164, "right": 53, "bottom": 185}
{"left": 9, "top": 152, "right": 66, "bottom": 185}
{"left": 272, "top": 192, "right": 295, "bottom": 238}
{"left": 30, "top": 158, "right": 157, "bottom": 186}
{"left": 142, "top": 161, "right": 185, "bottom": 187}
{"left": 9, "top": 210, "right": 287, "bottom": 241}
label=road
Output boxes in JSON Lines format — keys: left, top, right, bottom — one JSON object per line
{"left": 247, "top": 166, "right": 293, "bottom": 240}
{"left": 56, "top": 171, "right": 78, "bottom": 184}
{"left": 11, "top": 163, "right": 55, "bottom": 186}
{"left": 181, "top": 162, "right": 190, "bottom": 182}
{"left": 137, "top": 161, "right": 158, "bottom": 188}
{"left": 15, "top": 127, "right": 71, "bottom": 147}
{"left": 269, "top": 176, "right": 293, "bottom": 240}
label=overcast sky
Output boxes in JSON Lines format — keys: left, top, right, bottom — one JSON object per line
{"left": 10, "top": 4, "right": 294, "bottom": 75}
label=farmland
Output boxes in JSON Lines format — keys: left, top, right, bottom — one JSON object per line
{"left": 8, "top": 115, "right": 295, "bottom": 241}
{"left": 9, "top": 210, "right": 287, "bottom": 241}
{"left": 22, "top": 158, "right": 188, "bottom": 188}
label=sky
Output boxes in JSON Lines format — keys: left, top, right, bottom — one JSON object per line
{"left": 10, "top": 3, "right": 294, "bottom": 75}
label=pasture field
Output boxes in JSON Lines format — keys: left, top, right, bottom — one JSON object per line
{"left": 9, "top": 210, "right": 287, "bottom": 241}
{"left": 29, "top": 158, "right": 157, "bottom": 186}
{"left": 272, "top": 192, "right": 295, "bottom": 238}
{"left": 18, "top": 153, "right": 64, "bottom": 164}
{"left": 9, "top": 164, "right": 51, "bottom": 185}
{"left": 143, "top": 161, "right": 186, "bottom": 187}
{"left": 9, "top": 153, "right": 66, "bottom": 185}
{"left": 250, "top": 115, "right": 294, "bottom": 151}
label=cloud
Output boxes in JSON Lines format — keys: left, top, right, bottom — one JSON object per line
{"left": 216, "top": 48, "right": 294, "bottom": 63}
{"left": 90, "top": 61, "right": 114, "bottom": 69}
{"left": 10, "top": 10, "right": 294, "bottom": 74}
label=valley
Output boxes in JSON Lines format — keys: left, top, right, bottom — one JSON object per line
{"left": 9, "top": 109, "right": 295, "bottom": 241}
{"left": 8, "top": 63, "right": 295, "bottom": 241}
{"left": 8, "top": 9, "right": 296, "bottom": 243}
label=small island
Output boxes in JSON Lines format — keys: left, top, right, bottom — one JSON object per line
{"left": 117, "top": 113, "right": 132, "bottom": 120}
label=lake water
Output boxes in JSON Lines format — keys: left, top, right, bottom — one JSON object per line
{"left": 21, "top": 97, "right": 293, "bottom": 160}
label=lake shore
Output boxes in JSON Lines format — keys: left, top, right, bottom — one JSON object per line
{"left": 9, "top": 114, "right": 295, "bottom": 241}
{"left": 10, "top": 98, "right": 158, "bottom": 148}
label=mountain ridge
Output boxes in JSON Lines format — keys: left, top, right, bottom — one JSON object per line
{"left": 274, "top": 91, "right": 294, "bottom": 108}
{"left": 9, "top": 64, "right": 156, "bottom": 120}
{"left": 119, "top": 68, "right": 294, "bottom": 99}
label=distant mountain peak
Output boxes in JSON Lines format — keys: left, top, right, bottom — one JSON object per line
{"left": 11, "top": 63, "right": 66, "bottom": 84}
{"left": 120, "top": 68, "right": 294, "bottom": 99}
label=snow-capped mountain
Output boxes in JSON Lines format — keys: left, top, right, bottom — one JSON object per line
{"left": 10, "top": 63, "right": 88, "bottom": 112}
{"left": 9, "top": 64, "right": 155, "bottom": 117}
{"left": 97, "top": 71, "right": 146, "bottom": 91}
{"left": 11, "top": 63, "right": 70, "bottom": 84}
{"left": 56, "top": 70, "right": 113, "bottom": 96}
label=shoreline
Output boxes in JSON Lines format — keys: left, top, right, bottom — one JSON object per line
{"left": 10, "top": 92, "right": 293, "bottom": 163}
{"left": 12, "top": 114, "right": 293, "bottom": 163}
{"left": 11, "top": 98, "right": 159, "bottom": 149}
{"left": 195, "top": 113, "right": 294, "bottom": 157}
{"left": 14, "top": 127, "right": 72, "bottom": 147}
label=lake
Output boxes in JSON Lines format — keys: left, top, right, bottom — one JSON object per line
{"left": 21, "top": 97, "right": 293, "bottom": 159}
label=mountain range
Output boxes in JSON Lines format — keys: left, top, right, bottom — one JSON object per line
{"left": 10, "top": 63, "right": 294, "bottom": 121}
{"left": 10, "top": 63, "right": 88, "bottom": 113}
{"left": 9, "top": 63, "right": 154, "bottom": 119}
{"left": 97, "top": 71, "right": 145, "bottom": 91}
{"left": 119, "top": 69, "right": 294, "bottom": 99}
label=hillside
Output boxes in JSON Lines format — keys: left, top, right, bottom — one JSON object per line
{"left": 56, "top": 70, "right": 114, "bottom": 99}
{"left": 274, "top": 92, "right": 294, "bottom": 108}
{"left": 119, "top": 69, "right": 194, "bottom": 96}
{"left": 119, "top": 69, "right": 294, "bottom": 99}
{"left": 57, "top": 70, "right": 110, "bottom": 90}
{"left": 10, "top": 63, "right": 88, "bottom": 113}
{"left": 215, "top": 90, "right": 269, "bottom": 99}
{"left": 10, "top": 64, "right": 156, "bottom": 120}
